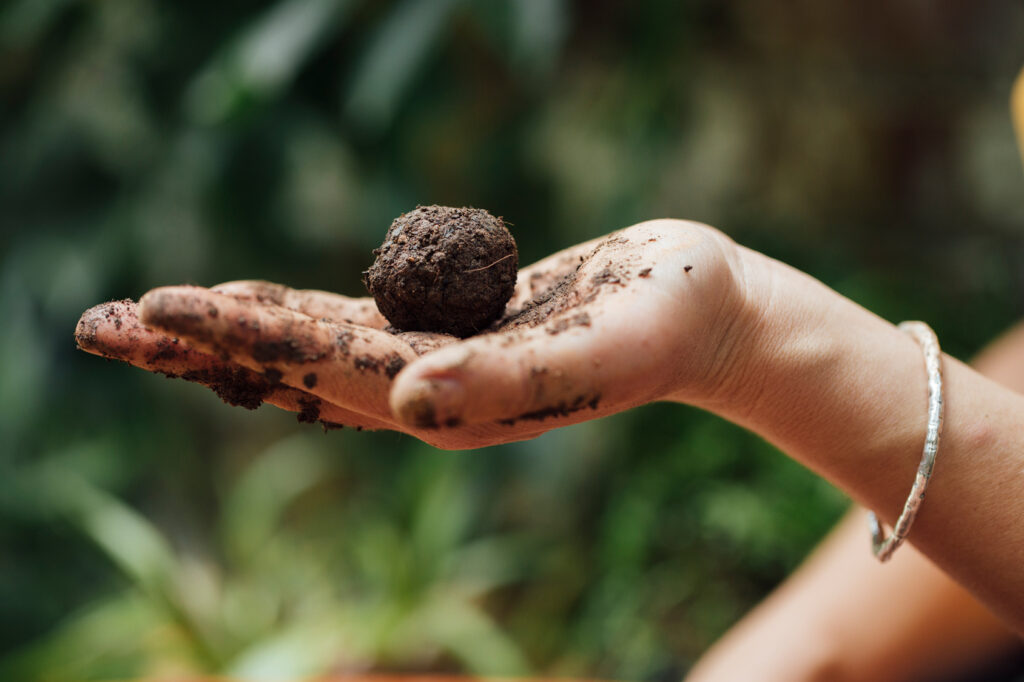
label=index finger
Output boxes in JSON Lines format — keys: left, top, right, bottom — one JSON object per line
{"left": 75, "top": 299, "right": 396, "bottom": 430}
{"left": 211, "top": 280, "right": 388, "bottom": 329}
{"left": 138, "top": 286, "right": 419, "bottom": 418}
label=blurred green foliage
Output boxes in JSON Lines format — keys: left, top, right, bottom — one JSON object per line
{"left": 2, "top": 0, "right": 1023, "bottom": 679}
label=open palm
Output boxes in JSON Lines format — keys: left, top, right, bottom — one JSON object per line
{"left": 76, "top": 220, "right": 748, "bottom": 450}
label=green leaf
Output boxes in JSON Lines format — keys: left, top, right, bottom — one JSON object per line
{"left": 31, "top": 467, "right": 226, "bottom": 668}
{"left": 220, "top": 433, "right": 333, "bottom": 565}
{"left": 343, "top": 0, "right": 462, "bottom": 130}
{"left": 38, "top": 468, "right": 179, "bottom": 596}
{"left": 186, "top": 0, "right": 353, "bottom": 124}
{"left": 0, "top": 593, "right": 158, "bottom": 682}
{"left": 508, "top": 0, "right": 568, "bottom": 78}
{"left": 413, "top": 596, "right": 531, "bottom": 675}
{"left": 0, "top": 0, "right": 78, "bottom": 48}
{"left": 225, "top": 614, "right": 352, "bottom": 680}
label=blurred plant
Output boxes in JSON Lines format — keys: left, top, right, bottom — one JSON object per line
{"left": 0, "top": 409, "right": 846, "bottom": 681}
{"left": 1, "top": 434, "right": 532, "bottom": 679}
{"left": 2, "top": 0, "right": 1022, "bottom": 679}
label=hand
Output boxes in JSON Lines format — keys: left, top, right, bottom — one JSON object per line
{"left": 75, "top": 220, "right": 753, "bottom": 450}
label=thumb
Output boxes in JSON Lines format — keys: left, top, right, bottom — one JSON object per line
{"left": 389, "top": 308, "right": 664, "bottom": 429}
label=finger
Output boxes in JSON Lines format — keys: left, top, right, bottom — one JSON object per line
{"left": 391, "top": 269, "right": 686, "bottom": 429}
{"left": 75, "top": 299, "right": 395, "bottom": 431}
{"left": 211, "top": 280, "right": 389, "bottom": 329}
{"left": 391, "top": 330, "right": 460, "bottom": 356}
{"left": 138, "top": 286, "right": 419, "bottom": 418}
{"left": 407, "top": 420, "right": 552, "bottom": 451}
{"left": 267, "top": 387, "right": 397, "bottom": 431}
{"left": 212, "top": 280, "right": 458, "bottom": 353}
{"left": 390, "top": 320, "right": 605, "bottom": 429}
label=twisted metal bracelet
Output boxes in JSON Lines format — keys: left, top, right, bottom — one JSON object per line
{"left": 867, "top": 321, "right": 944, "bottom": 563}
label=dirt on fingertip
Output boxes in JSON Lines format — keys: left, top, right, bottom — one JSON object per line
{"left": 74, "top": 299, "right": 137, "bottom": 358}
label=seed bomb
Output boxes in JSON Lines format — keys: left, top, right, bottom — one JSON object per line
{"left": 364, "top": 206, "right": 518, "bottom": 337}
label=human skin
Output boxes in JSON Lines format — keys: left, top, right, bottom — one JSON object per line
{"left": 77, "top": 221, "right": 748, "bottom": 450}
{"left": 76, "top": 219, "right": 1024, "bottom": 632}
{"left": 686, "top": 509, "right": 1021, "bottom": 682}
{"left": 687, "top": 323, "right": 1024, "bottom": 682}
{"left": 685, "top": 68, "right": 1024, "bottom": 681}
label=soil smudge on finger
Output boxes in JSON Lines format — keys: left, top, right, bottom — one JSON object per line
{"left": 335, "top": 330, "right": 355, "bottom": 355}
{"left": 75, "top": 299, "right": 138, "bottom": 358}
{"left": 384, "top": 354, "right": 406, "bottom": 379}
{"left": 390, "top": 330, "right": 458, "bottom": 356}
{"left": 545, "top": 312, "right": 591, "bottom": 335}
{"left": 296, "top": 397, "right": 321, "bottom": 423}
{"left": 354, "top": 355, "right": 379, "bottom": 373}
{"left": 176, "top": 366, "right": 273, "bottom": 410}
{"left": 352, "top": 352, "right": 408, "bottom": 379}
{"left": 498, "top": 394, "right": 601, "bottom": 426}
{"left": 403, "top": 396, "right": 439, "bottom": 429}
{"left": 250, "top": 334, "right": 327, "bottom": 364}
{"left": 146, "top": 336, "right": 182, "bottom": 365}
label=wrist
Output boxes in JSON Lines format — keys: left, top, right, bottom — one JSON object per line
{"left": 685, "top": 244, "right": 929, "bottom": 516}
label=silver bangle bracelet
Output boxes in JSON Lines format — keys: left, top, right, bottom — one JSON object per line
{"left": 867, "top": 320, "right": 945, "bottom": 563}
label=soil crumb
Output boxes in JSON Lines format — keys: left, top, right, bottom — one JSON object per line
{"left": 296, "top": 397, "right": 321, "bottom": 423}
{"left": 546, "top": 312, "right": 591, "bottom": 336}
{"left": 365, "top": 206, "right": 518, "bottom": 337}
{"left": 491, "top": 235, "right": 631, "bottom": 334}
{"left": 178, "top": 366, "right": 273, "bottom": 410}
{"left": 498, "top": 394, "right": 601, "bottom": 426}
{"left": 492, "top": 267, "right": 580, "bottom": 333}
{"left": 392, "top": 330, "right": 459, "bottom": 356}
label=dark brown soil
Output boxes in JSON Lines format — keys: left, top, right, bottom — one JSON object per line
{"left": 497, "top": 394, "right": 601, "bottom": 426}
{"left": 492, "top": 267, "right": 581, "bottom": 332}
{"left": 296, "top": 396, "right": 321, "bottom": 423}
{"left": 352, "top": 352, "right": 407, "bottom": 379}
{"left": 178, "top": 366, "right": 273, "bottom": 410}
{"left": 489, "top": 234, "right": 634, "bottom": 335}
{"left": 364, "top": 206, "right": 518, "bottom": 337}
{"left": 545, "top": 312, "right": 591, "bottom": 336}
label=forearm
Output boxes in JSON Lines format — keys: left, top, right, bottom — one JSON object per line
{"left": 973, "top": 321, "right": 1024, "bottom": 386}
{"left": 688, "top": 507, "right": 1019, "bottom": 681}
{"left": 705, "top": 247, "right": 1024, "bottom": 631}
{"left": 689, "top": 314, "right": 1024, "bottom": 682}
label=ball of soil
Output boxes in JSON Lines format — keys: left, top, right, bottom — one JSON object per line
{"left": 364, "top": 206, "right": 518, "bottom": 337}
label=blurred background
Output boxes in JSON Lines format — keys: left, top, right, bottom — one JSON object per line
{"left": 2, "top": 1, "right": 1024, "bottom": 679}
